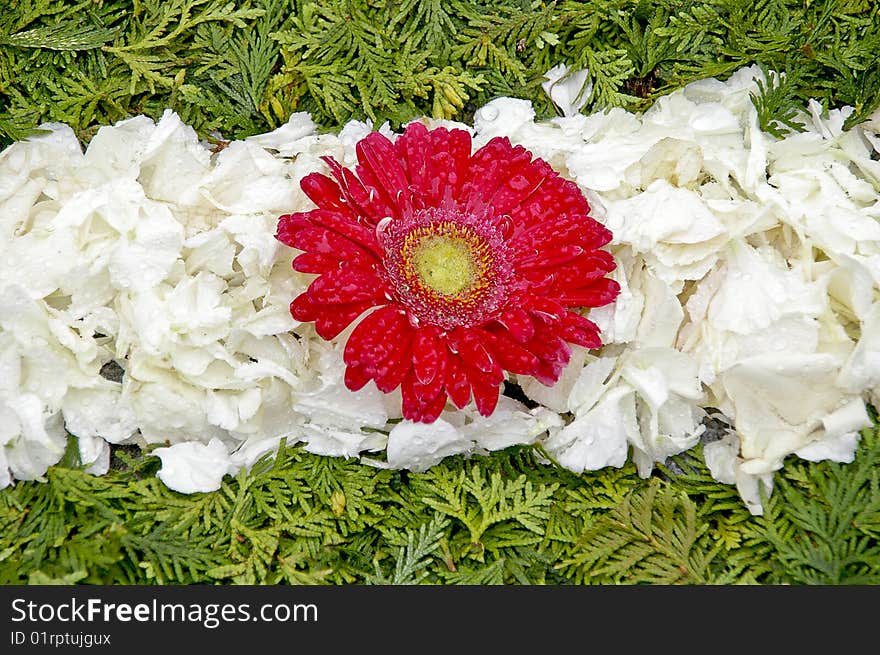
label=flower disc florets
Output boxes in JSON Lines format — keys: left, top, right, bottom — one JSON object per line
{"left": 379, "top": 207, "right": 513, "bottom": 330}
{"left": 276, "top": 121, "right": 620, "bottom": 422}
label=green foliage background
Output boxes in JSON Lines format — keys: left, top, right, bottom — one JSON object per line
{"left": 2, "top": 0, "right": 879, "bottom": 144}
{"left": 1, "top": 0, "right": 879, "bottom": 584}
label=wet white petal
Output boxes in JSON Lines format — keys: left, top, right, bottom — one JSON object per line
{"left": 386, "top": 418, "right": 473, "bottom": 472}
{"left": 153, "top": 438, "right": 234, "bottom": 493}
{"left": 542, "top": 64, "right": 592, "bottom": 117}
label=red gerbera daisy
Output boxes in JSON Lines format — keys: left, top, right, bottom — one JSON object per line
{"left": 276, "top": 122, "right": 619, "bottom": 423}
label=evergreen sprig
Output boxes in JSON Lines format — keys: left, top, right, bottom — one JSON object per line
{"left": 2, "top": 0, "right": 880, "bottom": 586}
{"left": 1, "top": 420, "right": 877, "bottom": 585}
{"left": 2, "top": 0, "right": 879, "bottom": 144}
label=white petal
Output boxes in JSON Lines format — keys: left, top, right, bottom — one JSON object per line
{"left": 542, "top": 385, "right": 636, "bottom": 474}
{"left": 246, "top": 112, "right": 318, "bottom": 157}
{"left": 460, "top": 397, "right": 563, "bottom": 451}
{"left": 78, "top": 434, "right": 110, "bottom": 476}
{"left": 386, "top": 418, "right": 473, "bottom": 472}
{"left": 473, "top": 98, "right": 536, "bottom": 141}
{"left": 62, "top": 387, "right": 138, "bottom": 444}
{"left": 154, "top": 438, "right": 234, "bottom": 493}
{"left": 542, "top": 64, "right": 592, "bottom": 117}
{"left": 300, "top": 423, "right": 386, "bottom": 459}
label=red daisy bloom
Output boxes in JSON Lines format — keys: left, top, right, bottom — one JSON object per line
{"left": 276, "top": 122, "right": 619, "bottom": 423}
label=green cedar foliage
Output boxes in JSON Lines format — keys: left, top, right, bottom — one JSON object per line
{"left": 2, "top": 0, "right": 880, "bottom": 585}
{"left": 2, "top": 421, "right": 878, "bottom": 585}
{"left": 1, "top": 0, "right": 879, "bottom": 146}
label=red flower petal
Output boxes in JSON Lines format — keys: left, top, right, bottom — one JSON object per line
{"left": 344, "top": 363, "right": 372, "bottom": 391}
{"left": 453, "top": 328, "right": 503, "bottom": 381}
{"left": 395, "top": 123, "right": 472, "bottom": 207}
{"left": 519, "top": 327, "right": 572, "bottom": 385}
{"left": 307, "top": 267, "right": 386, "bottom": 305}
{"left": 291, "top": 293, "right": 374, "bottom": 340}
{"left": 522, "top": 296, "right": 565, "bottom": 324}
{"left": 558, "top": 311, "right": 602, "bottom": 349}
{"left": 402, "top": 370, "right": 448, "bottom": 423}
{"left": 301, "top": 172, "right": 355, "bottom": 216}
{"left": 343, "top": 306, "right": 413, "bottom": 393}
{"left": 553, "top": 278, "right": 621, "bottom": 307}
{"left": 460, "top": 137, "right": 535, "bottom": 214}
{"left": 355, "top": 132, "right": 412, "bottom": 219}
{"left": 520, "top": 251, "right": 616, "bottom": 293}
{"left": 485, "top": 329, "right": 540, "bottom": 376}
{"left": 444, "top": 354, "right": 472, "bottom": 409}
{"left": 412, "top": 326, "right": 446, "bottom": 385}
{"left": 471, "top": 379, "right": 500, "bottom": 417}
{"left": 322, "top": 157, "right": 392, "bottom": 226}
{"left": 511, "top": 175, "right": 591, "bottom": 229}
{"left": 314, "top": 301, "right": 377, "bottom": 340}
{"left": 496, "top": 306, "right": 535, "bottom": 343}
{"left": 510, "top": 213, "right": 612, "bottom": 254}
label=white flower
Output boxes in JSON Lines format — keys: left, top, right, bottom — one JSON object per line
{"left": 620, "top": 348, "right": 705, "bottom": 476}
{"left": 542, "top": 384, "right": 635, "bottom": 473}
{"left": 199, "top": 142, "right": 300, "bottom": 215}
{"left": 703, "top": 431, "right": 774, "bottom": 516}
{"left": 153, "top": 438, "right": 235, "bottom": 493}
{"left": 473, "top": 98, "right": 535, "bottom": 140}
{"left": 381, "top": 397, "right": 560, "bottom": 471}
{"left": 542, "top": 64, "right": 592, "bottom": 117}
{"left": 137, "top": 110, "right": 212, "bottom": 206}
{"left": 245, "top": 112, "right": 318, "bottom": 157}
{"left": 719, "top": 353, "right": 870, "bottom": 475}
{"left": 385, "top": 418, "right": 473, "bottom": 472}
{"left": 61, "top": 387, "right": 138, "bottom": 445}
{"left": 603, "top": 181, "right": 728, "bottom": 286}
{"left": 679, "top": 240, "right": 827, "bottom": 383}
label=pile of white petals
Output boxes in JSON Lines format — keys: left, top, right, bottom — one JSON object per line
{"left": 1, "top": 65, "right": 878, "bottom": 513}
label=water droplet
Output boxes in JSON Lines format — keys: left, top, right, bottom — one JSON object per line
{"left": 509, "top": 174, "right": 530, "bottom": 191}
{"left": 375, "top": 217, "right": 393, "bottom": 242}
{"left": 499, "top": 215, "right": 514, "bottom": 238}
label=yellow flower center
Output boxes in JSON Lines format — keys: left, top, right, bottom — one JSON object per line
{"left": 401, "top": 222, "right": 492, "bottom": 301}
{"left": 411, "top": 235, "right": 476, "bottom": 296}
{"left": 380, "top": 210, "right": 512, "bottom": 329}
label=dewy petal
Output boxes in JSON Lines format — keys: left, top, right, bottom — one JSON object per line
{"left": 542, "top": 64, "right": 592, "bottom": 118}
{"left": 153, "top": 438, "right": 234, "bottom": 494}
{"left": 721, "top": 353, "right": 869, "bottom": 475}
{"left": 343, "top": 305, "right": 413, "bottom": 392}
{"left": 541, "top": 385, "right": 636, "bottom": 474}
{"left": 401, "top": 369, "right": 448, "bottom": 423}
{"left": 385, "top": 418, "right": 473, "bottom": 472}
{"left": 306, "top": 267, "right": 386, "bottom": 305}
{"left": 412, "top": 326, "right": 445, "bottom": 385}
{"left": 355, "top": 131, "right": 412, "bottom": 218}
{"left": 321, "top": 157, "right": 392, "bottom": 226}
{"left": 394, "top": 122, "right": 472, "bottom": 207}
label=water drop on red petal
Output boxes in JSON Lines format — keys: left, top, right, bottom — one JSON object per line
{"left": 458, "top": 333, "right": 497, "bottom": 374}
{"left": 315, "top": 301, "right": 374, "bottom": 340}
{"left": 524, "top": 296, "right": 565, "bottom": 323}
{"left": 420, "top": 392, "right": 448, "bottom": 423}
{"left": 413, "top": 328, "right": 444, "bottom": 385}
{"left": 490, "top": 333, "right": 540, "bottom": 375}
{"left": 508, "top": 173, "right": 531, "bottom": 191}
{"left": 308, "top": 268, "right": 385, "bottom": 304}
